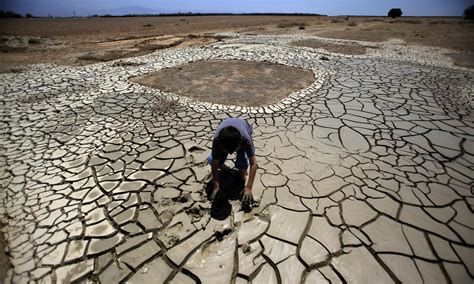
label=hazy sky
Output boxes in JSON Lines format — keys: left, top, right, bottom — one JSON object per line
{"left": 1, "top": 0, "right": 473, "bottom": 17}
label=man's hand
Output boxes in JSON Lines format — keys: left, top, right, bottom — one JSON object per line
{"left": 242, "top": 187, "right": 253, "bottom": 203}
{"left": 241, "top": 187, "right": 254, "bottom": 213}
{"left": 210, "top": 182, "right": 220, "bottom": 201}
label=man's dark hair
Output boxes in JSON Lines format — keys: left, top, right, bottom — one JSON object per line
{"left": 218, "top": 126, "right": 241, "bottom": 154}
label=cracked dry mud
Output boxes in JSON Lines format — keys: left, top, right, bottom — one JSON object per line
{"left": 0, "top": 34, "right": 473, "bottom": 283}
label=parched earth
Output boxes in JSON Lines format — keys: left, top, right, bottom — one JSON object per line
{"left": 0, "top": 34, "right": 473, "bottom": 283}
{"left": 131, "top": 60, "right": 315, "bottom": 106}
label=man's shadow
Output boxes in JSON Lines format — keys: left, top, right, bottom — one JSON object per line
{"left": 205, "top": 169, "right": 245, "bottom": 220}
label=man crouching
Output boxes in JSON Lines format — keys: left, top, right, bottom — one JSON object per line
{"left": 208, "top": 118, "right": 257, "bottom": 205}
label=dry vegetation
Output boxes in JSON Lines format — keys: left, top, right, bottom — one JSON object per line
{"left": 146, "top": 93, "right": 182, "bottom": 116}
{"left": 277, "top": 21, "right": 309, "bottom": 28}
{"left": 292, "top": 40, "right": 371, "bottom": 55}
{"left": 0, "top": 16, "right": 473, "bottom": 72}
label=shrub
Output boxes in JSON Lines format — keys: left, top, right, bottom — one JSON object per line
{"left": 143, "top": 23, "right": 153, "bottom": 27}
{"left": 112, "top": 61, "right": 144, "bottom": 67}
{"left": 348, "top": 22, "right": 357, "bottom": 26}
{"left": 400, "top": 19, "right": 421, "bottom": 24}
{"left": 77, "top": 54, "right": 97, "bottom": 61}
{"left": 28, "top": 38, "right": 41, "bottom": 44}
{"left": 277, "top": 21, "right": 308, "bottom": 28}
{"left": 8, "top": 68, "right": 24, "bottom": 74}
{"left": 0, "top": 46, "right": 26, "bottom": 52}
{"left": 367, "top": 18, "right": 384, "bottom": 22}
{"left": 299, "top": 26, "right": 305, "bottom": 30}
{"left": 388, "top": 8, "right": 402, "bottom": 18}
{"left": 0, "top": 10, "right": 23, "bottom": 18}
{"left": 25, "top": 13, "right": 33, "bottom": 18}
{"left": 148, "top": 94, "right": 181, "bottom": 115}
{"left": 331, "top": 18, "right": 343, "bottom": 23}
{"left": 464, "top": 5, "right": 474, "bottom": 20}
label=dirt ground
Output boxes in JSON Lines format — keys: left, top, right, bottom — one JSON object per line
{"left": 0, "top": 16, "right": 473, "bottom": 73}
{"left": 131, "top": 60, "right": 315, "bottom": 106}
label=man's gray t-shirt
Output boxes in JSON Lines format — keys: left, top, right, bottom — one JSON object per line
{"left": 211, "top": 118, "right": 255, "bottom": 159}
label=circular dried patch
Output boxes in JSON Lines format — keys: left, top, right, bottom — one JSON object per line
{"left": 131, "top": 60, "right": 315, "bottom": 107}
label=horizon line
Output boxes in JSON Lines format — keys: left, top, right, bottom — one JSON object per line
{"left": 0, "top": 11, "right": 466, "bottom": 18}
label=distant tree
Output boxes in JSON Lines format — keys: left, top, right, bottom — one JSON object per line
{"left": 388, "top": 8, "right": 402, "bottom": 18}
{"left": 25, "top": 13, "right": 33, "bottom": 18}
{"left": 0, "top": 10, "right": 23, "bottom": 18}
{"left": 464, "top": 5, "right": 474, "bottom": 20}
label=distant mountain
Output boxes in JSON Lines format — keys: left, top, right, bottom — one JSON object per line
{"left": 0, "top": 0, "right": 84, "bottom": 17}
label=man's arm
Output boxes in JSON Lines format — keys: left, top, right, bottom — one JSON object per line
{"left": 210, "top": 158, "right": 220, "bottom": 199}
{"left": 245, "top": 155, "right": 257, "bottom": 192}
